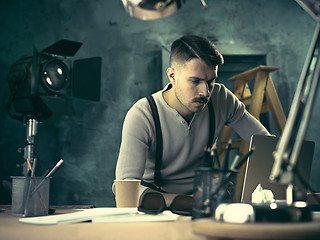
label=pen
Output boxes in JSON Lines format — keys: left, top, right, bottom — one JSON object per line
{"left": 46, "top": 159, "right": 64, "bottom": 178}
{"left": 211, "top": 145, "right": 221, "bottom": 169}
{"left": 31, "top": 159, "right": 64, "bottom": 196}
{"left": 234, "top": 147, "right": 256, "bottom": 170}
{"left": 230, "top": 155, "right": 240, "bottom": 171}
{"left": 222, "top": 139, "right": 232, "bottom": 170}
{"left": 203, "top": 147, "right": 213, "bottom": 168}
{"left": 31, "top": 158, "right": 37, "bottom": 177}
{"left": 210, "top": 148, "right": 215, "bottom": 169}
{"left": 41, "top": 169, "right": 50, "bottom": 178}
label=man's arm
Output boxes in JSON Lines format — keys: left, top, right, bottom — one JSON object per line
{"left": 115, "top": 100, "right": 152, "bottom": 183}
{"left": 215, "top": 84, "right": 270, "bottom": 143}
{"left": 229, "top": 111, "right": 271, "bottom": 143}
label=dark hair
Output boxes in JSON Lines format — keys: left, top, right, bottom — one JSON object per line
{"left": 169, "top": 35, "right": 224, "bottom": 67}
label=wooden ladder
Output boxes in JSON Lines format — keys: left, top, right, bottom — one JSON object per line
{"left": 216, "top": 65, "right": 287, "bottom": 202}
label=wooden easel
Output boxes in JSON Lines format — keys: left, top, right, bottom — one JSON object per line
{"left": 217, "top": 65, "right": 287, "bottom": 202}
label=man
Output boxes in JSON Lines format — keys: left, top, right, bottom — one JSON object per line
{"left": 114, "top": 35, "right": 270, "bottom": 205}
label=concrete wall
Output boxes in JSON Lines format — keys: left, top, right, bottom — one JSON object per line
{"left": 0, "top": 0, "right": 319, "bottom": 206}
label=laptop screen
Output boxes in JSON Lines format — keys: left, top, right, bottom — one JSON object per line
{"left": 241, "top": 135, "right": 315, "bottom": 203}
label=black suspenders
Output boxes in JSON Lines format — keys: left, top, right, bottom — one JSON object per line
{"left": 146, "top": 95, "right": 163, "bottom": 188}
{"left": 141, "top": 95, "right": 215, "bottom": 192}
{"left": 207, "top": 99, "right": 215, "bottom": 148}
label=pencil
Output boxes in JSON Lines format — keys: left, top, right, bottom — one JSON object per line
{"left": 26, "top": 159, "right": 33, "bottom": 176}
{"left": 234, "top": 147, "right": 256, "bottom": 170}
{"left": 27, "top": 159, "right": 32, "bottom": 170}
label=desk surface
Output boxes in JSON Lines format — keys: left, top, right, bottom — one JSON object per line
{"left": 0, "top": 206, "right": 205, "bottom": 240}
{"left": 193, "top": 213, "right": 320, "bottom": 240}
{"left": 2, "top": 205, "right": 320, "bottom": 240}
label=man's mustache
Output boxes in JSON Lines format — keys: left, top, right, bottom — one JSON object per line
{"left": 193, "top": 97, "right": 209, "bottom": 104}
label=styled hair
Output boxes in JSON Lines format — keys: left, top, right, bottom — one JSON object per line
{"left": 169, "top": 35, "right": 224, "bottom": 67}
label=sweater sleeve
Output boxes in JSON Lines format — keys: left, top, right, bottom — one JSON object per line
{"left": 214, "top": 84, "right": 270, "bottom": 143}
{"left": 229, "top": 111, "right": 271, "bottom": 143}
{"left": 115, "top": 98, "right": 153, "bottom": 181}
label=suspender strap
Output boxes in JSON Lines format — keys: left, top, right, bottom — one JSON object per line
{"left": 146, "top": 95, "right": 163, "bottom": 187}
{"left": 143, "top": 96, "right": 215, "bottom": 192}
{"left": 207, "top": 99, "right": 215, "bottom": 148}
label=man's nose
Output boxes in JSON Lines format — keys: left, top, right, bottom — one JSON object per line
{"left": 198, "top": 82, "right": 210, "bottom": 97}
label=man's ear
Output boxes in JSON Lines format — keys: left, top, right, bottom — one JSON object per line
{"left": 166, "top": 67, "right": 175, "bottom": 84}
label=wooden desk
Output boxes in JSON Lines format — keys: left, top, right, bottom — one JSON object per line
{"left": 192, "top": 213, "right": 320, "bottom": 240}
{"left": 2, "top": 205, "right": 319, "bottom": 240}
{"left": 0, "top": 206, "right": 205, "bottom": 240}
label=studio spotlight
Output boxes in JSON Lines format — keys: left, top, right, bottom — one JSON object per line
{"left": 7, "top": 39, "right": 101, "bottom": 121}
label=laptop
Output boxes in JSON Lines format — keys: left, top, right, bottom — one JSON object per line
{"left": 241, "top": 135, "right": 315, "bottom": 203}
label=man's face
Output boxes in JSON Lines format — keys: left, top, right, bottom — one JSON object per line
{"left": 168, "top": 58, "right": 218, "bottom": 115}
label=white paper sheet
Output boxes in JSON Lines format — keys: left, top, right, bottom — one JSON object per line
{"left": 19, "top": 208, "right": 179, "bottom": 225}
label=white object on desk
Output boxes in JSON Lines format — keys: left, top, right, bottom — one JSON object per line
{"left": 19, "top": 208, "right": 179, "bottom": 225}
{"left": 251, "top": 184, "right": 274, "bottom": 204}
{"left": 215, "top": 203, "right": 255, "bottom": 223}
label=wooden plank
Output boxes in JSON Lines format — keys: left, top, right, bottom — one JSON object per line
{"left": 228, "top": 65, "right": 278, "bottom": 82}
{"left": 247, "top": 70, "right": 269, "bottom": 119}
{"left": 265, "top": 75, "right": 287, "bottom": 133}
{"left": 232, "top": 79, "right": 250, "bottom": 99}
{"left": 241, "top": 97, "right": 270, "bottom": 113}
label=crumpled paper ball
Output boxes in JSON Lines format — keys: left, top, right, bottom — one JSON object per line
{"left": 251, "top": 184, "right": 274, "bottom": 204}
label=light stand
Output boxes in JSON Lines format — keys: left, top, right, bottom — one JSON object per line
{"left": 19, "top": 118, "right": 38, "bottom": 176}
